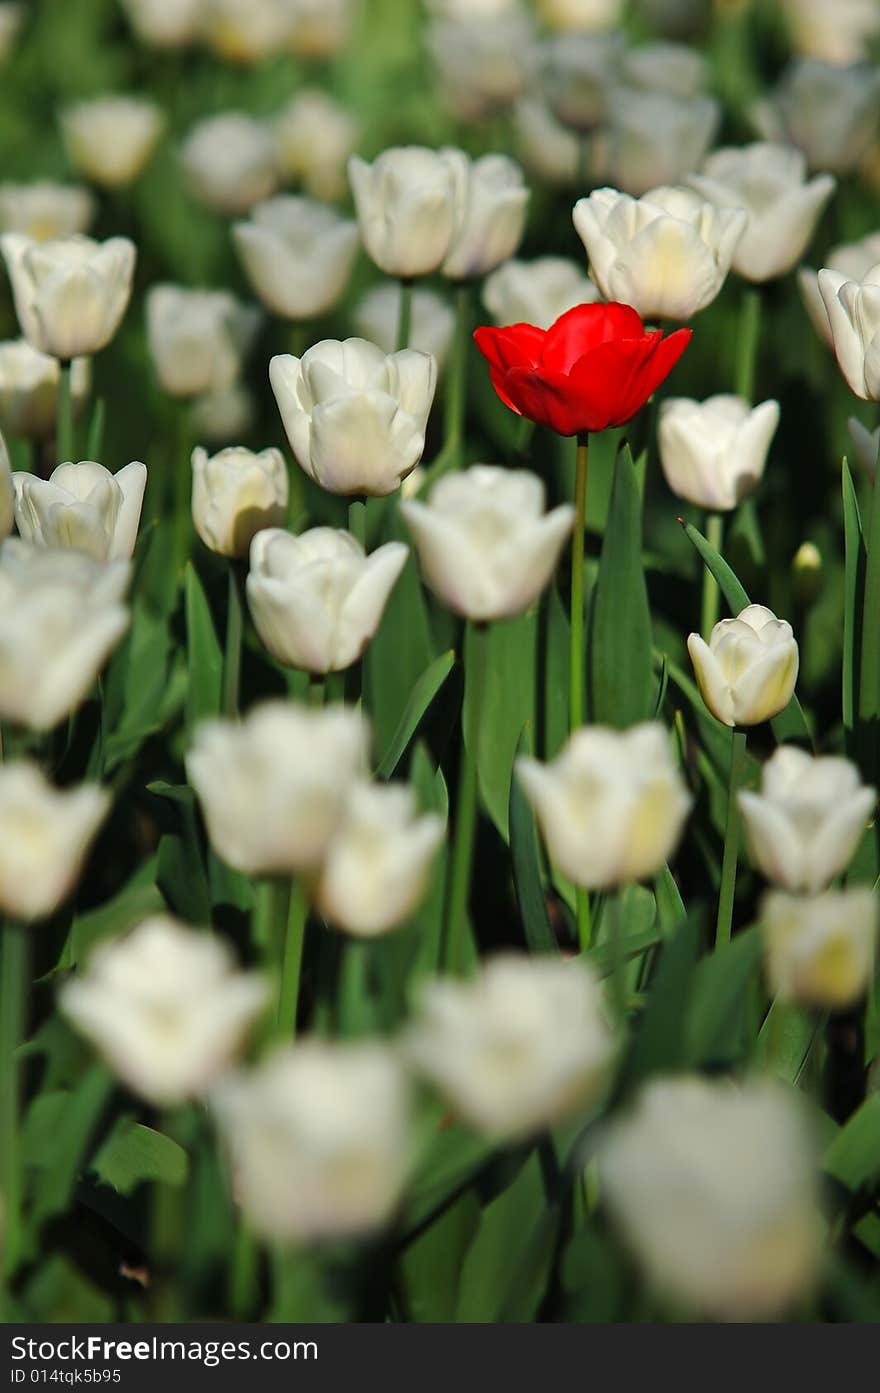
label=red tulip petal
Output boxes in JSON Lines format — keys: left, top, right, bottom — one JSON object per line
{"left": 473, "top": 323, "right": 546, "bottom": 375}
{"left": 567, "top": 328, "right": 692, "bottom": 430}
{"left": 541, "top": 301, "right": 646, "bottom": 374}
{"left": 628, "top": 327, "right": 692, "bottom": 409}
{"left": 504, "top": 365, "right": 584, "bottom": 436}
{"left": 486, "top": 365, "right": 524, "bottom": 417}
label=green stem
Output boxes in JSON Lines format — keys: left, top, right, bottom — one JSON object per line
{"left": 222, "top": 564, "right": 243, "bottom": 718}
{"left": 348, "top": 497, "right": 366, "bottom": 548}
{"left": 229, "top": 1223, "right": 259, "bottom": 1319}
{"left": 443, "top": 282, "right": 471, "bottom": 470}
{"left": 735, "top": 288, "right": 761, "bottom": 403}
{"left": 277, "top": 881, "right": 307, "bottom": 1037}
{"left": 309, "top": 674, "right": 325, "bottom": 708}
{"left": 174, "top": 408, "right": 192, "bottom": 576}
{"left": 859, "top": 453, "right": 880, "bottom": 781}
{"left": 150, "top": 1109, "right": 187, "bottom": 1321}
{"left": 396, "top": 279, "right": 413, "bottom": 351}
{"left": 701, "top": 512, "right": 723, "bottom": 639}
{"left": 577, "top": 131, "right": 592, "bottom": 189}
{"left": 607, "top": 891, "right": 626, "bottom": 1023}
{"left": 0, "top": 922, "right": 28, "bottom": 1301}
{"left": 339, "top": 940, "right": 370, "bottom": 1035}
{"left": 56, "top": 360, "right": 75, "bottom": 463}
{"left": 571, "top": 434, "right": 591, "bottom": 951}
{"left": 253, "top": 877, "right": 290, "bottom": 965}
{"left": 716, "top": 728, "right": 747, "bottom": 950}
{"left": 445, "top": 621, "right": 490, "bottom": 973}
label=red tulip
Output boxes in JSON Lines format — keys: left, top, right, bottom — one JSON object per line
{"left": 473, "top": 301, "right": 692, "bottom": 437}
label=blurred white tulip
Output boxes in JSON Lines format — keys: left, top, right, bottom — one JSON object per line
{"left": 0, "top": 3, "right": 22, "bottom": 62}
{"left": 120, "top": 0, "right": 203, "bottom": 47}
{"left": 658, "top": 395, "right": 779, "bottom": 511}
{"left": 181, "top": 113, "right": 278, "bottom": 214}
{"left": 620, "top": 40, "right": 709, "bottom": 98}
{"left": 512, "top": 98, "right": 580, "bottom": 188}
{"left": 353, "top": 284, "right": 454, "bottom": 370}
{"left": 538, "top": 33, "right": 623, "bottom": 132}
{"left": 0, "top": 429, "right": 15, "bottom": 540}
{"left": 189, "top": 380, "right": 256, "bottom": 443}
{"left": 573, "top": 185, "right": 746, "bottom": 322}
{"left": 818, "top": 260, "right": 880, "bottom": 400}
{"left": 146, "top": 284, "right": 260, "bottom": 398}
{"left": 270, "top": 338, "right": 436, "bottom": 497}
{"left": 405, "top": 954, "right": 616, "bottom": 1139}
{"left": 0, "top": 181, "right": 95, "bottom": 241}
{"left": 14, "top": 460, "right": 147, "bottom": 562}
{"left": 287, "top": 0, "right": 358, "bottom": 59}
{"left": 752, "top": 59, "right": 880, "bottom": 174}
{"left": 442, "top": 153, "right": 529, "bottom": 281}
{"left": 233, "top": 196, "right": 358, "bottom": 321}
{"left": 191, "top": 446, "right": 287, "bottom": 559}
{"left": 687, "top": 604, "right": 799, "bottom": 728}
{"left": 186, "top": 699, "right": 369, "bottom": 875}
{"left": 799, "top": 232, "right": 880, "bottom": 344}
{"left": 761, "top": 887, "right": 878, "bottom": 1010}
{"left": 273, "top": 89, "right": 359, "bottom": 202}
{"left": 598, "top": 1075, "right": 823, "bottom": 1320}
{"left": 538, "top": 0, "right": 623, "bottom": 29}
{"left": 61, "top": 96, "right": 165, "bottom": 190}
{"left": 0, "top": 341, "right": 90, "bottom": 441}
{"left": 348, "top": 146, "right": 460, "bottom": 278}
{"left": 604, "top": 89, "right": 719, "bottom": 196}
{"left": 0, "top": 233, "right": 136, "bottom": 360}
{"left": 400, "top": 465, "right": 573, "bottom": 622}
{"left": 211, "top": 1041, "right": 412, "bottom": 1242}
{"left": 848, "top": 415, "right": 880, "bottom": 478}
{"left": 483, "top": 255, "right": 600, "bottom": 329}
{"left": 428, "top": 11, "right": 535, "bottom": 123}
{"left": 0, "top": 761, "right": 109, "bottom": 922}
{"left": 518, "top": 722, "right": 691, "bottom": 889}
{"left": 61, "top": 917, "right": 268, "bottom": 1105}
{"left": 200, "top": 0, "right": 290, "bottom": 63}
{"left": 781, "top": 0, "right": 880, "bottom": 66}
{"left": 246, "top": 527, "right": 407, "bottom": 674}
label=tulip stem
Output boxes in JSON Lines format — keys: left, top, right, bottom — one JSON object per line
{"left": 348, "top": 498, "right": 366, "bottom": 548}
{"left": 701, "top": 512, "right": 723, "bottom": 639}
{"left": 0, "top": 921, "right": 28, "bottom": 1303}
{"left": 309, "top": 675, "right": 325, "bottom": 708}
{"left": 571, "top": 434, "right": 592, "bottom": 952}
{"left": 277, "top": 880, "right": 307, "bottom": 1037}
{"left": 716, "top": 728, "right": 747, "bottom": 950}
{"left": 150, "top": 1108, "right": 187, "bottom": 1321}
{"left": 56, "top": 359, "right": 75, "bottom": 464}
{"left": 222, "top": 564, "right": 244, "bottom": 718}
{"left": 443, "top": 282, "right": 471, "bottom": 470}
{"left": 446, "top": 621, "right": 489, "bottom": 974}
{"left": 396, "top": 279, "right": 413, "bottom": 351}
{"left": 735, "top": 289, "right": 761, "bottom": 403}
{"left": 229, "top": 1223, "right": 260, "bottom": 1319}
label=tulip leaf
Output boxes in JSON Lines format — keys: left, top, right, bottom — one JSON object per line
{"left": 685, "top": 927, "right": 762, "bottom": 1067}
{"left": 824, "top": 1095, "right": 880, "bottom": 1192}
{"left": 509, "top": 724, "right": 557, "bottom": 955}
{"left": 366, "top": 507, "right": 435, "bottom": 760}
{"left": 25, "top": 1066, "right": 113, "bottom": 1241}
{"left": 755, "top": 1000, "right": 823, "bottom": 1083}
{"left": 85, "top": 398, "right": 105, "bottom": 460}
{"left": 90, "top": 1118, "right": 189, "bottom": 1196}
{"left": 589, "top": 442, "right": 653, "bottom": 728}
{"left": 397, "top": 1190, "right": 481, "bottom": 1321}
{"left": 402, "top": 1119, "right": 497, "bottom": 1237}
{"left": 843, "top": 459, "right": 866, "bottom": 750}
{"left": 618, "top": 912, "right": 701, "bottom": 1092}
{"left": 375, "top": 649, "right": 455, "bottom": 779}
{"left": 184, "top": 563, "right": 223, "bottom": 734}
{"left": 465, "top": 613, "right": 538, "bottom": 841}
{"left": 454, "top": 1152, "right": 559, "bottom": 1322}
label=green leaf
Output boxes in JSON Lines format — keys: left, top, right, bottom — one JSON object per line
{"left": 824, "top": 1094, "right": 880, "bottom": 1192}
{"left": 67, "top": 877, "right": 164, "bottom": 967}
{"left": 590, "top": 442, "right": 653, "bottom": 727}
{"left": 184, "top": 562, "right": 222, "bottom": 735}
{"left": 402, "top": 1118, "right": 496, "bottom": 1236}
{"left": 465, "top": 612, "right": 538, "bottom": 841}
{"left": 755, "top": 1000, "right": 823, "bottom": 1083}
{"left": 454, "top": 1152, "right": 557, "bottom": 1322}
{"left": 365, "top": 509, "right": 435, "bottom": 759}
{"left": 509, "top": 724, "right": 557, "bottom": 955}
{"left": 685, "top": 927, "right": 762, "bottom": 1067}
{"left": 654, "top": 864, "right": 686, "bottom": 932}
{"left": 24, "top": 1067, "right": 113, "bottom": 1242}
{"left": 843, "top": 459, "right": 866, "bottom": 747}
{"left": 375, "top": 649, "right": 454, "bottom": 779}
{"left": 619, "top": 913, "right": 700, "bottom": 1091}
{"left": 397, "top": 1190, "right": 480, "bottom": 1322}
{"left": 90, "top": 1118, "right": 189, "bottom": 1196}
{"left": 85, "top": 397, "right": 105, "bottom": 459}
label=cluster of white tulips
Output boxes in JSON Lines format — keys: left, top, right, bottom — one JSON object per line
{"left": 0, "top": 0, "right": 877, "bottom": 1331}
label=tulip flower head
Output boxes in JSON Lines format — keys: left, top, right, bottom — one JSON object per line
{"left": 848, "top": 416, "right": 880, "bottom": 479}
{"left": 0, "top": 761, "right": 109, "bottom": 922}
{"left": 761, "top": 887, "right": 878, "bottom": 1010}
{"left": 191, "top": 446, "right": 288, "bottom": 559}
{"left": 604, "top": 89, "right": 719, "bottom": 196}
{"left": 753, "top": 58, "right": 880, "bottom": 175}
{"left": 428, "top": 10, "right": 535, "bottom": 124}
{"left": 1, "top": 233, "right": 136, "bottom": 361}
{"left": 474, "top": 301, "right": 691, "bottom": 436}
{"left": 0, "top": 181, "right": 95, "bottom": 242}
{"left": 13, "top": 459, "right": 147, "bottom": 563}
{"left": 233, "top": 196, "right": 358, "bottom": 322}
{"left": 120, "top": 0, "right": 203, "bottom": 48}
{"left": 483, "top": 256, "right": 601, "bottom": 331}
{"left": 0, "top": 341, "right": 90, "bottom": 440}
{"left": 354, "top": 284, "right": 455, "bottom": 369}
{"left": 348, "top": 146, "right": 461, "bottom": 278}
{"left": 61, "top": 96, "right": 165, "bottom": 190}
{"left": 181, "top": 112, "right": 278, "bottom": 214}
{"left": 817, "top": 260, "right": 880, "bottom": 400}
{"left": 658, "top": 395, "right": 780, "bottom": 511}
{"left": 687, "top": 604, "right": 799, "bottom": 728}
{"left": 799, "top": 232, "right": 880, "bottom": 345}
{"left": 273, "top": 90, "right": 359, "bottom": 202}
{"left": 146, "top": 284, "right": 260, "bottom": 400}
{"left": 200, "top": 0, "right": 290, "bottom": 64}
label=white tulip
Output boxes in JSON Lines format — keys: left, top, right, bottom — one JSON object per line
{"left": 598, "top": 1075, "right": 823, "bottom": 1320}
{"left": 405, "top": 954, "right": 616, "bottom": 1140}
{"left": 287, "top": 0, "right": 358, "bottom": 60}
{"left": 60, "top": 96, "right": 165, "bottom": 190}
{"left": 0, "top": 181, "right": 95, "bottom": 241}
{"left": 317, "top": 781, "right": 446, "bottom": 936}
{"left": 425, "top": 0, "right": 522, "bottom": 17}
{"left": 761, "top": 888, "right": 878, "bottom": 1010}
{"left": 0, "top": 430, "right": 15, "bottom": 541}
{"left": 233, "top": 196, "right": 358, "bottom": 321}
{"left": 0, "top": 341, "right": 90, "bottom": 440}
{"left": 400, "top": 466, "right": 573, "bottom": 622}
{"left": 270, "top": 338, "right": 436, "bottom": 498}
{"left": 512, "top": 98, "right": 580, "bottom": 188}
{"left": 752, "top": 59, "right": 880, "bottom": 174}
{"left": 799, "top": 232, "right": 880, "bottom": 344}
{"left": 620, "top": 41, "right": 709, "bottom": 98}
{"left": 13, "top": 460, "right": 147, "bottom": 562}
{"left": 348, "top": 146, "right": 460, "bottom": 278}
{"left": 604, "top": 89, "right": 719, "bottom": 196}
{"left": 781, "top": 0, "right": 880, "bottom": 67}
{"left": 353, "top": 284, "right": 454, "bottom": 370}
{"left": 539, "top": 33, "right": 623, "bottom": 133}
{"left": 483, "top": 256, "right": 601, "bottom": 330}
{"left": 687, "top": 604, "right": 799, "bottom": 728}
{"left": 189, "top": 380, "right": 255, "bottom": 443}
{"left": 181, "top": 113, "right": 278, "bottom": 214}
{"left": 517, "top": 722, "right": 691, "bottom": 889}
{"left": 273, "top": 89, "right": 359, "bottom": 202}
{"left": 0, "top": 761, "right": 109, "bottom": 922}
{"left": 573, "top": 186, "right": 747, "bottom": 322}
{"left": 658, "top": 395, "right": 780, "bottom": 511}
{"left": 0, "top": 539, "right": 130, "bottom": 730}
{"left": 0, "top": 233, "right": 136, "bottom": 360}
{"left": 848, "top": 416, "right": 880, "bottom": 478}
{"left": 818, "top": 261, "right": 880, "bottom": 400}
{"left": 538, "top": 0, "right": 623, "bottom": 29}
{"left": 0, "top": 3, "right": 22, "bottom": 62}
{"left": 428, "top": 12, "right": 535, "bottom": 123}
{"left": 200, "top": 0, "right": 290, "bottom": 63}
{"left": 688, "top": 143, "right": 835, "bottom": 283}
{"left": 739, "top": 747, "right": 875, "bottom": 894}
{"left": 246, "top": 527, "right": 407, "bottom": 674}
{"left": 441, "top": 153, "right": 529, "bottom": 281}
{"left": 186, "top": 699, "right": 370, "bottom": 875}
{"left": 146, "top": 284, "right": 260, "bottom": 398}
{"left": 191, "top": 446, "right": 287, "bottom": 560}
{"left": 211, "top": 1041, "right": 412, "bottom": 1243}
{"left": 60, "top": 917, "right": 268, "bottom": 1105}
{"left": 120, "top": 0, "right": 203, "bottom": 47}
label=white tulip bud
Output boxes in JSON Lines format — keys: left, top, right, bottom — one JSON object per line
{"left": 233, "top": 196, "right": 358, "bottom": 321}
{"left": 287, "top": 0, "right": 358, "bottom": 60}
{"left": 0, "top": 761, "right": 109, "bottom": 922}
{"left": 848, "top": 416, "right": 880, "bottom": 479}
{"left": 60, "top": 917, "right": 268, "bottom": 1105}
{"left": 604, "top": 89, "right": 719, "bottom": 196}
{"left": 739, "top": 747, "right": 875, "bottom": 894}
{"left": 211, "top": 1041, "right": 412, "bottom": 1243}
{"left": 191, "top": 446, "right": 287, "bottom": 560}
{"left": 189, "top": 381, "right": 255, "bottom": 444}
{"left": 517, "top": 722, "right": 692, "bottom": 889}
{"left": 0, "top": 341, "right": 90, "bottom": 440}
{"left": 273, "top": 90, "right": 359, "bottom": 203}
{"left": 120, "top": 0, "right": 203, "bottom": 48}
{"left": 483, "top": 256, "right": 601, "bottom": 330}
{"left": 512, "top": 98, "right": 580, "bottom": 188}
{"left": 186, "top": 699, "right": 370, "bottom": 876}
{"left": 753, "top": 58, "right": 880, "bottom": 175}
{"left": 270, "top": 338, "right": 436, "bottom": 498}
{"left": 0, "top": 430, "right": 13, "bottom": 541}
{"left": 146, "top": 284, "right": 259, "bottom": 398}
{"left": 761, "top": 887, "right": 878, "bottom": 1010}
{"left": 658, "top": 395, "right": 780, "bottom": 511}
{"left": 428, "top": 13, "right": 535, "bottom": 123}
{"left": 0, "top": 3, "right": 22, "bottom": 62}
{"left": 405, "top": 954, "right": 616, "bottom": 1140}
{"left": 538, "top": 0, "right": 624, "bottom": 30}
{"left": 401, "top": 465, "right": 574, "bottom": 622}
{"left": 0, "top": 181, "right": 95, "bottom": 241}
{"left": 348, "top": 146, "right": 460, "bottom": 278}
{"left": 199, "top": 0, "right": 290, "bottom": 63}
{"left": 799, "top": 233, "right": 880, "bottom": 344}
{"left": 818, "top": 261, "right": 880, "bottom": 400}
{"left": 782, "top": 0, "right": 880, "bottom": 70}
{"left": 353, "top": 284, "right": 454, "bottom": 371}
{"left": 0, "top": 233, "right": 136, "bottom": 360}
{"left": 246, "top": 527, "right": 407, "bottom": 674}
{"left": 687, "top": 604, "right": 799, "bottom": 728}
{"left": 573, "top": 186, "right": 747, "bottom": 322}
{"left": 61, "top": 96, "right": 165, "bottom": 190}
{"left": 317, "top": 781, "right": 446, "bottom": 935}
{"left": 538, "top": 33, "right": 623, "bottom": 131}
{"left": 598, "top": 1075, "right": 823, "bottom": 1320}
{"left": 0, "top": 540, "right": 130, "bottom": 730}
{"left": 688, "top": 143, "right": 835, "bottom": 283}
{"left": 180, "top": 113, "right": 278, "bottom": 214}
{"left": 441, "top": 153, "right": 529, "bottom": 282}
{"left": 13, "top": 460, "right": 147, "bottom": 563}
{"left": 620, "top": 40, "right": 709, "bottom": 98}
